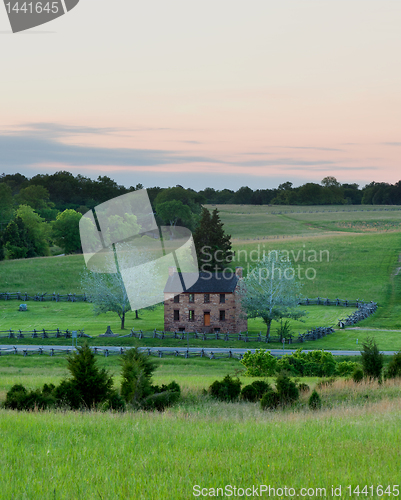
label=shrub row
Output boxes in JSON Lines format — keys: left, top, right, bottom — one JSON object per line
{"left": 240, "top": 348, "right": 359, "bottom": 378}
{"left": 209, "top": 373, "right": 321, "bottom": 411}
{"left": 3, "top": 344, "right": 180, "bottom": 412}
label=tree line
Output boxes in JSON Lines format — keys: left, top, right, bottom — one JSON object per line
{"left": 1, "top": 171, "right": 400, "bottom": 261}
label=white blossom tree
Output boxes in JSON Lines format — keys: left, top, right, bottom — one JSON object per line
{"left": 239, "top": 251, "right": 306, "bottom": 337}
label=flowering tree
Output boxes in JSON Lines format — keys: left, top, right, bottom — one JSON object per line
{"left": 239, "top": 251, "right": 305, "bottom": 337}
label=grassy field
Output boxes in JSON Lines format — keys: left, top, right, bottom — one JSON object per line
{"left": 1, "top": 205, "right": 401, "bottom": 351}
{"left": 1, "top": 400, "right": 400, "bottom": 499}
{"left": 0, "top": 301, "right": 353, "bottom": 335}
{"left": 2, "top": 299, "right": 401, "bottom": 350}
{"left": 0, "top": 355, "right": 401, "bottom": 499}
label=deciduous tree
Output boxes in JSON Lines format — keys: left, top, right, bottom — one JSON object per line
{"left": 52, "top": 209, "right": 83, "bottom": 254}
{"left": 239, "top": 251, "right": 305, "bottom": 336}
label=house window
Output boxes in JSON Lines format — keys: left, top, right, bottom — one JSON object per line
{"left": 219, "top": 310, "right": 226, "bottom": 321}
{"left": 220, "top": 294, "right": 226, "bottom": 304}
{"left": 189, "top": 310, "right": 195, "bottom": 321}
{"left": 189, "top": 293, "right": 195, "bottom": 303}
{"left": 214, "top": 327, "right": 221, "bottom": 333}
{"left": 174, "top": 295, "right": 180, "bottom": 303}
{"left": 204, "top": 293, "right": 210, "bottom": 303}
{"left": 174, "top": 310, "right": 180, "bottom": 321}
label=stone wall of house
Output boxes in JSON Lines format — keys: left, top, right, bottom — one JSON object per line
{"left": 164, "top": 287, "right": 247, "bottom": 333}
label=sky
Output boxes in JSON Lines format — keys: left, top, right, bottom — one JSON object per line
{"left": 1, "top": 1, "right": 400, "bottom": 191}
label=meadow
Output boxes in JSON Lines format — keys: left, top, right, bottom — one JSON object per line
{"left": 0, "top": 355, "right": 401, "bottom": 499}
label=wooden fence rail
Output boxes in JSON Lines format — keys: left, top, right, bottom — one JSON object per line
{"left": 0, "top": 347, "right": 245, "bottom": 360}
{"left": 0, "top": 329, "right": 90, "bottom": 339}
{"left": 0, "top": 292, "right": 87, "bottom": 302}
{"left": 1, "top": 293, "right": 371, "bottom": 309}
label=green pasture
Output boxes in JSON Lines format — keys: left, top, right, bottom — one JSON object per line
{"left": 0, "top": 254, "right": 85, "bottom": 294}
{"left": 1, "top": 232, "right": 399, "bottom": 305}
{"left": 0, "top": 297, "right": 400, "bottom": 349}
{"left": 0, "top": 301, "right": 352, "bottom": 335}
{"left": 208, "top": 204, "right": 401, "bottom": 239}
{"left": 5, "top": 300, "right": 401, "bottom": 350}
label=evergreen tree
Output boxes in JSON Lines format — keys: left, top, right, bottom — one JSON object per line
{"left": 120, "top": 348, "right": 156, "bottom": 405}
{"left": 361, "top": 337, "right": 383, "bottom": 380}
{"left": 193, "top": 208, "right": 233, "bottom": 272}
{"left": 56, "top": 343, "right": 114, "bottom": 409}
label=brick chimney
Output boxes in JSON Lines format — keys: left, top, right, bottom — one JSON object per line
{"left": 168, "top": 266, "right": 177, "bottom": 277}
{"left": 235, "top": 266, "right": 243, "bottom": 278}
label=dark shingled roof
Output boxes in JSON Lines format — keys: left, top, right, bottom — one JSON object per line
{"left": 164, "top": 272, "right": 239, "bottom": 294}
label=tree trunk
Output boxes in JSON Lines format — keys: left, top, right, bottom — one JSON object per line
{"left": 135, "top": 309, "right": 139, "bottom": 319}
{"left": 120, "top": 311, "right": 125, "bottom": 329}
{"left": 266, "top": 320, "right": 271, "bottom": 337}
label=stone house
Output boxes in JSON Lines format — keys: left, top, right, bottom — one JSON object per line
{"left": 164, "top": 267, "right": 247, "bottom": 333}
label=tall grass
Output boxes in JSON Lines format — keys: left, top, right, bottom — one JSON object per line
{"left": 0, "top": 397, "right": 400, "bottom": 499}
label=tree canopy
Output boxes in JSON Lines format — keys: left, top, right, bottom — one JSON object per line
{"left": 52, "top": 209, "right": 83, "bottom": 254}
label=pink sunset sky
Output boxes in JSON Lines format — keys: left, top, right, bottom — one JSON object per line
{"left": 1, "top": 1, "right": 400, "bottom": 190}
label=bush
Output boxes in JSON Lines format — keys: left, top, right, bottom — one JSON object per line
{"left": 275, "top": 372, "right": 299, "bottom": 405}
{"left": 250, "top": 380, "right": 271, "bottom": 398}
{"left": 4, "top": 384, "right": 56, "bottom": 411}
{"left": 120, "top": 348, "right": 156, "bottom": 406}
{"left": 209, "top": 375, "right": 241, "bottom": 402}
{"left": 54, "top": 380, "right": 82, "bottom": 408}
{"left": 297, "top": 382, "right": 310, "bottom": 393}
{"left": 142, "top": 383, "right": 181, "bottom": 411}
{"left": 336, "top": 361, "right": 360, "bottom": 377}
{"left": 240, "top": 384, "right": 258, "bottom": 402}
{"left": 276, "top": 320, "right": 292, "bottom": 341}
{"left": 308, "top": 389, "right": 322, "bottom": 410}
{"left": 101, "top": 390, "right": 126, "bottom": 411}
{"left": 316, "top": 377, "right": 336, "bottom": 389}
{"left": 352, "top": 366, "right": 364, "bottom": 383}
{"left": 276, "top": 349, "right": 336, "bottom": 377}
{"left": 241, "top": 380, "right": 271, "bottom": 402}
{"left": 260, "top": 389, "right": 280, "bottom": 410}
{"left": 240, "top": 349, "right": 277, "bottom": 377}
{"left": 361, "top": 337, "right": 383, "bottom": 380}
{"left": 385, "top": 351, "right": 401, "bottom": 379}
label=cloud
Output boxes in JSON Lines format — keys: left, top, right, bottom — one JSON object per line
{"left": 5, "top": 122, "right": 170, "bottom": 139}
{"left": 277, "top": 146, "right": 344, "bottom": 152}
{"left": 382, "top": 142, "right": 401, "bottom": 147}
{"left": 0, "top": 132, "right": 220, "bottom": 168}
{"left": 0, "top": 123, "right": 378, "bottom": 183}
